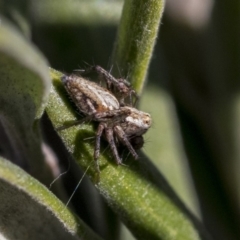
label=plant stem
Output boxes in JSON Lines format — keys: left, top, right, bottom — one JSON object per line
{"left": 112, "top": 0, "right": 165, "bottom": 94}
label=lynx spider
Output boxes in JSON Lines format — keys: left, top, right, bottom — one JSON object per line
{"left": 60, "top": 65, "right": 151, "bottom": 172}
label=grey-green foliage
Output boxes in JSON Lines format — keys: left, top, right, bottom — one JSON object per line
{"left": 0, "top": 16, "right": 102, "bottom": 240}
{"left": 0, "top": 0, "right": 217, "bottom": 240}
{"left": 0, "top": 17, "right": 50, "bottom": 184}
{"left": 0, "top": 156, "right": 102, "bottom": 240}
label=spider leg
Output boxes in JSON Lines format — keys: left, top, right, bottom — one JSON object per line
{"left": 94, "top": 123, "right": 105, "bottom": 173}
{"left": 56, "top": 116, "right": 91, "bottom": 131}
{"left": 81, "top": 65, "right": 114, "bottom": 89}
{"left": 93, "top": 107, "right": 131, "bottom": 120}
{"left": 119, "top": 87, "right": 138, "bottom": 107}
{"left": 105, "top": 127, "right": 122, "bottom": 165}
{"left": 131, "top": 90, "right": 139, "bottom": 107}
{"left": 113, "top": 125, "right": 138, "bottom": 160}
{"left": 82, "top": 65, "right": 136, "bottom": 105}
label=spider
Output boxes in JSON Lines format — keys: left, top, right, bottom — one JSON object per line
{"left": 77, "top": 65, "right": 138, "bottom": 106}
{"left": 59, "top": 71, "right": 151, "bottom": 172}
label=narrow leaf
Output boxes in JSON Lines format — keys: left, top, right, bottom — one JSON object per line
{"left": 0, "top": 156, "right": 102, "bottom": 240}
{"left": 112, "top": 0, "right": 165, "bottom": 94}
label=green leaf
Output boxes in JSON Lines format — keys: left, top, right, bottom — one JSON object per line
{"left": 112, "top": 0, "right": 165, "bottom": 94}
{"left": 46, "top": 68, "right": 212, "bottom": 240}
{"left": 0, "top": 156, "right": 102, "bottom": 240}
{"left": 0, "top": 17, "right": 51, "bottom": 183}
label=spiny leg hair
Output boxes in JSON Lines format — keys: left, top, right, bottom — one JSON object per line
{"left": 82, "top": 65, "right": 138, "bottom": 106}
{"left": 94, "top": 123, "right": 139, "bottom": 170}
{"left": 113, "top": 125, "right": 138, "bottom": 160}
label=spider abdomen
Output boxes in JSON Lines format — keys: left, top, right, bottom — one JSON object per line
{"left": 62, "top": 75, "right": 120, "bottom": 115}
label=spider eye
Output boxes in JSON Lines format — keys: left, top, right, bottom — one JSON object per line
{"left": 144, "top": 119, "right": 151, "bottom": 126}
